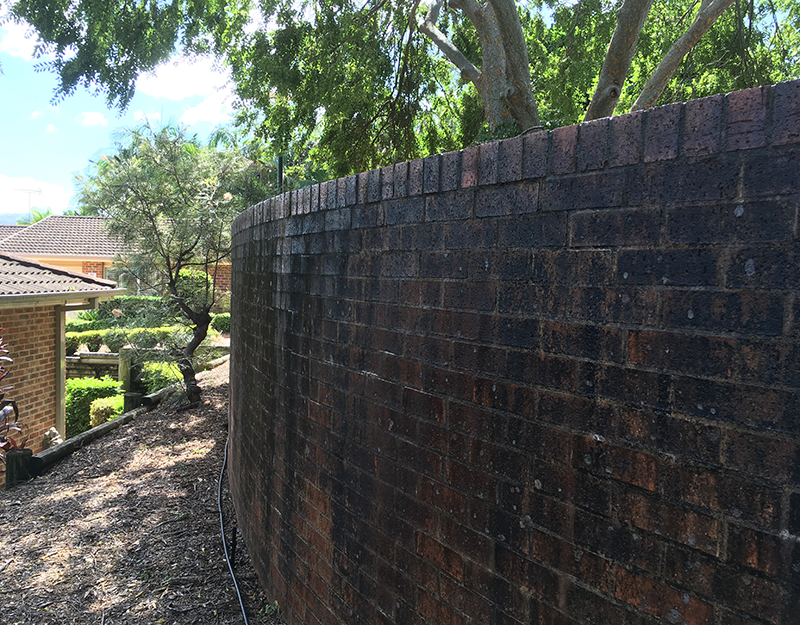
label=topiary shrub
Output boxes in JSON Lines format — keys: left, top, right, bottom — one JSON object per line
{"left": 89, "top": 395, "right": 125, "bottom": 427}
{"left": 211, "top": 313, "right": 230, "bottom": 333}
{"left": 65, "top": 333, "right": 81, "bottom": 356}
{"left": 139, "top": 361, "right": 183, "bottom": 394}
{"left": 65, "top": 376, "right": 122, "bottom": 437}
{"left": 65, "top": 318, "right": 108, "bottom": 333}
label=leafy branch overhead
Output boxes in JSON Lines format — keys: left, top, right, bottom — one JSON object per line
{"left": 10, "top": 0, "right": 800, "bottom": 175}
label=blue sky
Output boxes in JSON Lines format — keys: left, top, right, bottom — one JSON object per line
{"left": 0, "top": 16, "right": 237, "bottom": 224}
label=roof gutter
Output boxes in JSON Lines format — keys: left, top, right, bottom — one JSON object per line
{"left": 0, "top": 288, "right": 127, "bottom": 310}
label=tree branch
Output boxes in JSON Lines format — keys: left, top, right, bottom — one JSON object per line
{"left": 631, "top": 0, "right": 735, "bottom": 111}
{"left": 419, "top": 0, "right": 481, "bottom": 84}
{"left": 585, "top": 0, "right": 654, "bottom": 120}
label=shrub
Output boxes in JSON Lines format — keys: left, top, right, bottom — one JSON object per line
{"left": 163, "top": 269, "right": 214, "bottom": 319}
{"left": 89, "top": 395, "right": 125, "bottom": 427}
{"left": 65, "top": 376, "right": 122, "bottom": 437}
{"left": 139, "top": 361, "right": 183, "bottom": 394}
{"left": 211, "top": 313, "right": 230, "bottom": 333}
{"left": 65, "top": 318, "right": 108, "bottom": 333}
{"left": 65, "top": 333, "right": 81, "bottom": 356}
{"left": 66, "top": 329, "right": 108, "bottom": 352}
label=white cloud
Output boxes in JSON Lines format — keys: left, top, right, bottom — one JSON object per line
{"left": 29, "top": 110, "right": 43, "bottom": 120}
{"left": 136, "top": 56, "right": 231, "bottom": 101}
{"left": 0, "top": 20, "right": 39, "bottom": 61}
{"left": 180, "top": 88, "right": 234, "bottom": 126}
{"left": 0, "top": 174, "right": 72, "bottom": 215}
{"left": 45, "top": 123, "right": 57, "bottom": 133}
{"left": 78, "top": 111, "right": 109, "bottom": 127}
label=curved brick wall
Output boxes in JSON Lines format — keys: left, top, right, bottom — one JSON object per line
{"left": 230, "top": 80, "right": 800, "bottom": 625}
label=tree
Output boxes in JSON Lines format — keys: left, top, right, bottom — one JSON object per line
{"left": 10, "top": 0, "right": 800, "bottom": 177}
{"left": 76, "top": 123, "right": 249, "bottom": 406}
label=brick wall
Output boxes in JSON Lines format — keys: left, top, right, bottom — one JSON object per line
{"left": 1, "top": 306, "right": 57, "bottom": 486}
{"left": 229, "top": 80, "right": 800, "bottom": 625}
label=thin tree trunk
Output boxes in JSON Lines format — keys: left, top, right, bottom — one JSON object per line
{"left": 585, "top": 0, "right": 654, "bottom": 120}
{"left": 631, "top": 0, "right": 735, "bottom": 111}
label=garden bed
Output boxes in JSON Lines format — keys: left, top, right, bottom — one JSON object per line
{"left": 0, "top": 362, "right": 284, "bottom": 625}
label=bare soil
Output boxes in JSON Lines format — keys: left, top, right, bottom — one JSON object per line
{"left": 0, "top": 362, "right": 286, "bottom": 625}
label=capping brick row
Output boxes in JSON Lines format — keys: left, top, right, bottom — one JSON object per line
{"left": 230, "top": 79, "right": 800, "bottom": 625}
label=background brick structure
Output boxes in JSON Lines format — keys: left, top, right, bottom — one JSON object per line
{"left": 1, "top": 306, "right": 57, "bottom": 489}
{"left": 229, "top": 80, "right": 800, "bottom": 625}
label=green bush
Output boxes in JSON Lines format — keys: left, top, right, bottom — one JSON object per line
{"left": 163, "top": 269, "right": 214, "bottom": 319}
{"left": 211, "top": 313, "right": 230, "bottom": 333}
{"left": 65, "top": 329, "right": 109, "bottom": 352}
{"left": 139, "top": 361, "right": 183, "bottom": 394}
{"left": 65, "top": 318, "right": 108, "bottom": 333}
{"left": 89, "top": 395, "right": 125, "bottom": 427}
{"left": 65, "top": 333, "right": 81, "bottom": 355}
{"left": 65, "top": 325, "right": 190, "bottom": 354}
{"left": 65, "top": 376, "right": 122, "bottom": 437}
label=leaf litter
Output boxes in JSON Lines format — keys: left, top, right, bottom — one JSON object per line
{"left": 0, "top": 362, "right": 286, "bottom": 625}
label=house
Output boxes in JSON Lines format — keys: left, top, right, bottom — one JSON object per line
{"left": 0, "top": 253, "right": 124, "bottom": 468}
{"left": 0, "top": 215, "right": 121, "bottom": 279}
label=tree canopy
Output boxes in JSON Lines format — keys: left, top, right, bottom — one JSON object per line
{"left": 76, "top": 123, "right": 249, "bottom": 405}
{"left": 10, "top": 0, "right": 800, "bottom": 181}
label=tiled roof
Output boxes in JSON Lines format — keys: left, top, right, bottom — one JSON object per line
{"left": 0, "top": 215, "right": 122, "bottom": 258}
{"left": 0, "top": 225, "right": 25, "bottom": 240}
{"left": 0, "top": 253, "right": 118, "bottom": 296}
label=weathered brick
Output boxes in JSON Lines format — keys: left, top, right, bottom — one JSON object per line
{"left": 540, "top": 170, "right": 626, "bottom": 211}
{"left": 409, "top": 158, "right": 424, "bottom": 196}
{"left": 662, "top": 289, "right": 784, "bottom": 336}
{"left": 615, "top": 566, "right": 713, "bottom": 624}
{"left": 617, "top": 248, "right": 718, "bottom": 286}
{"left": 498, "top": 135, "right": 523, "bottom": 183}
{"left": 523, "top": 130, "right": 549, "bottom": 179}
{"left": 726, "top": 85, "right": 769, "bottom": 150}
{"left": 627, "top": 330, "right": 736, "bottom": 379}
{"left": 501, "top": 211, "right": 565, "bottom": 249}
{"left": 727, "top": 245, "right": 800, "bottom": 289}
{"left": 478, "top": 141, "right": 499, "bottom": 186}
{"left": 668, "top": 200, "right": 794, "bottom": 244}
{"left": 683, "top": 94, "right": 723, "bottom": 156}
{"left": 441, "top": 150, "right": 461, "bottom": 192}
{"left": 610, "top": 110, "right": 642, "bottom": 167}
{"left": 571, "top": 207, "right": 660, "bottom": 247}
{"left": 475, "top": 182, "right": 538, "bottom": 217}
{"left": 578, "top": 118, "right": 608, "bottom": 171}
{"left": 462, "top": 146, "right": 479, "bottom": 187}
{"left": 644, "top": 102, "right": 681, "bottom": 162}
{"left": 542, "top": 321, "right": 623, "bottom": 363}
{"left": 425, "top": 189, "right": 473, "bottom": 222}
{"left": 552, "top": 125, "right": 578, "bottom": 174}
{"left": 742, "top": 148, "right": 800, "bottom": 197}
{"left": 423, "top": 154, "right": 441, "bottom": 194}
{"left": 773, "top": 79, "right": 800, "bottom": 145}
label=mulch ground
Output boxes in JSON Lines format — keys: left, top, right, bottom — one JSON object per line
{"left": 0, "top": 362, "right": 287, "bottom": 625}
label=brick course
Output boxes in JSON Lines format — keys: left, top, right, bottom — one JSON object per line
{"left": 230, "top": 80, "right": 800, "bottom": 625}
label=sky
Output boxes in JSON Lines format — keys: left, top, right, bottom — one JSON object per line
{"left": 0, "top": 16, "right": 237, "bottom": 224}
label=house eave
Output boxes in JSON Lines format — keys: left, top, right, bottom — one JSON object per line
{"left": 0, "top": 288, "right": 127, "bottom": 310}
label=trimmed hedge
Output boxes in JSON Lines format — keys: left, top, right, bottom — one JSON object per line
{"left": 65, "top": 325, "right": 191, "bottom": 354}
{"left": 65, "top": 376, "right": 122, "bottom": 437}
{"left": 211, "top": 313, "right": 230, "bottom": 333}
{"left": 89, "top": 395, "right": 125, "bottom": 427}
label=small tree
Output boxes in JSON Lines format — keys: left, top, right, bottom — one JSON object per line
{"left": 76, "top": 124, "right": 249, "bottom": 407}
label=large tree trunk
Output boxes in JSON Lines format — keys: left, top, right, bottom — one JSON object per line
{"left": 585, "top": 0, "right": 654, "bottom": 120}
{"left": 420, "top": 0, "right": 540, "bottom": 131}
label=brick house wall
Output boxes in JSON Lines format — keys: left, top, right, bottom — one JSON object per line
{"left": 1, "top": 306, "right": 57, "bottom": 486}
{"left": 229, "top": 80, "right": 800, "bottom": 625}
{"left": 81, "top": 260, "right": 106, "bottom": 279}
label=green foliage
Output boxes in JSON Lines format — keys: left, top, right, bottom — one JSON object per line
{"left": 13, "top": 0, "right": 800, "bottom": 186}
{"left": 65, "top": 318, "right": 108, "bottom": 333}
{"left": 65, "top": 325, "right": 191, "bottom": 354}
{"left": 65, "top": 376, "right": 122, "bottom": 438}
{"left": 163, "top": 270, "right": 214, "bottom": 322}
{"left": 89, "top": 395, "right": 125, "bottom": 427}
{"left": 97, "top": 296, "right": 165, "bottom": 328}
{"left": 210, "top": 313, "right": 230, "bottom": 333}
{"left": 139, "top": 361, "right": 183, "bottom": 394}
